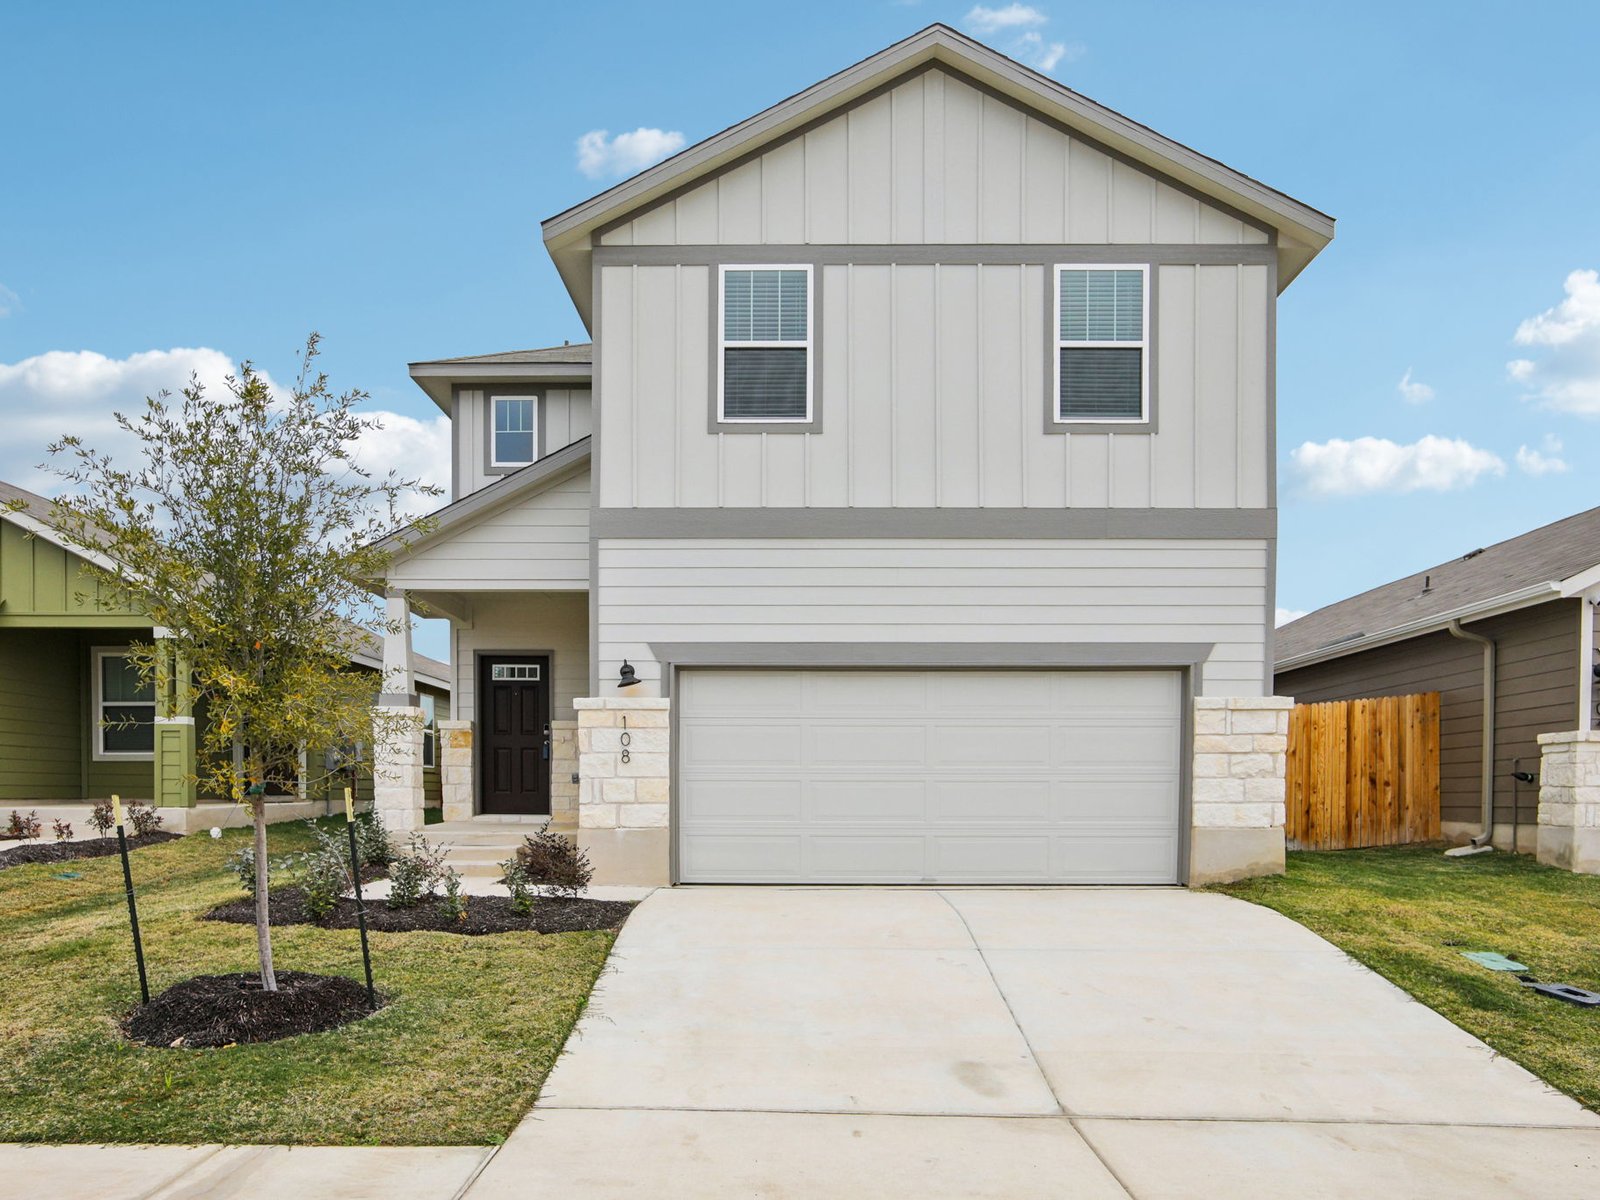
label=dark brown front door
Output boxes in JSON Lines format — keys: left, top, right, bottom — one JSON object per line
{"left": 479, "top": 655, "right": 551, "bottom": 815}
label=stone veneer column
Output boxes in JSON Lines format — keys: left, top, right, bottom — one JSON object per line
{"left": 371, "top": 706, "right": 426, "bottom": 833}
{"left": 1189, "top": 696, "right": 1291, "bottom": 885}
{"left": 438, "top": 720, "right": 474, "bottom": 823}
{"left": 572, "top": 696, "right": 671, "bottom": 886}
{"left": 550, "top": 720, "right": 579, "bottom": 823}
{"left": 1536, "top": 731, "right": 1600, "bottom": 873}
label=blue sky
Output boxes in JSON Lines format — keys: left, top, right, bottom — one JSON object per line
{"left": 3, "top": 1, "right": 1598, "bottom": 662}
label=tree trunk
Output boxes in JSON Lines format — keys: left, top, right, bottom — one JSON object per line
{"left": 252, "top": 795, "right": 278, "bottom": 991}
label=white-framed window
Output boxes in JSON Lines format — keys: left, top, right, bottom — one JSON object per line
{"left": 719, "top": 265, "right": 812, "bottom": 423}
{"left": 92, "top": 648, "right": 155, "bottom": 760}
{"left": 491, "top": 394, "right": 538, "bottom": 466}
{"left": 420, "top": 692, "right": 437, "bottom": 769}
{"left": 1054, "top": 264, "right": 1149, "bottom": 423}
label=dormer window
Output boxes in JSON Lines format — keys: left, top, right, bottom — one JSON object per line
{"left": 718, "top": 265, "right": 813, "bottom": 428}
{"left": 491, "top": 394, "right": 538, "bottom": 467}
{"left": 1054, "top": 265, "right": 1149, "bottom": 425}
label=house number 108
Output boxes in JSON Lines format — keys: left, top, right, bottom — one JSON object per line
{"left": 619, "top": 716, "right": 630, "bottom": 764}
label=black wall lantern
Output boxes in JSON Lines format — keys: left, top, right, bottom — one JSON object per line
{"left": 617, "top": 660, "right": 639, "bottom": 688}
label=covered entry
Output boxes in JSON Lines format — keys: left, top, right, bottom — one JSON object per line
{"left": 675, "top": 667, "right": 1184, "bottom": 884}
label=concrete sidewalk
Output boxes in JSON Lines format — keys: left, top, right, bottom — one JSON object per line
{"left": 4, "top": 887, "right": 1599, "bottom": 1198}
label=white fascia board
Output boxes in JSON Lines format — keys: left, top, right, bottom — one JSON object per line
{"left": 1558, "top": 561, "right": 1600, "bottom": 598}
{"left": 408, "top": 361, "right": 595, "bottom": 414}
{"left": 1275, "top": 582, "right": 1562, "bottom": 672}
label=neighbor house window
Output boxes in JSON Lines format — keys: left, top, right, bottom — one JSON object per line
{"left": 420, "top": 693, "right": 437, "bottom": 769}
{"left": 93, "top": 648, "right": 154, "bottom": 759}
{"left": 1055, "top": 265, "right": 1148, "bottom": 422}
{"left": 491, "top": 395, "right": 537, "bottom": 466}
{"left": 720, "top": 266, "right": 811, "bottom": 422}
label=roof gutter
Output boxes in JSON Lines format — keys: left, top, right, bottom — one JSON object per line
{"left": 1276, "top": 582, "right": 1559, "bottom": 673}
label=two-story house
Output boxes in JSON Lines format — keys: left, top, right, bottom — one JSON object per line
{"left": 373, "top": 24, "right": 1334, "bottom": 888}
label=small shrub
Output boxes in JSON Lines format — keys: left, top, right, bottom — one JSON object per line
{"left": 386, "top": 834, "right": 447, "bottom": 910}
{"left": 354, "top": 809, "right": 394, "bottom": 867}
{"left": 127, "top": 801, "right": 164, "bottom": 838}
{"left": 227, "top": 847, "right": 297, "bottom": 898}
{"left": 437, "top": 866, "right": 468, "bottom": 923}
{"left": 88, "top": 802, "right": 115, "bottom": 837}
{"left": 514, "top": 825, "right": 593, "bottom": 898}
{"left": 300, "top": 847, "right": 350, "bottom": 920}
{"left": 52, "top": 819, "right": 74, "bottom": 843}
{"left": 501, "top": 857, "right": 536, "bottom": 915}
{"left": 5, "top": 810, "right": 42, "bottom": 842}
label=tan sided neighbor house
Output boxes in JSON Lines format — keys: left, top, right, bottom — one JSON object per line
{"left": 372, "top": 25, "right": 1335, "bottom": 886}
{"left": 1276, "top": 505, "right": 1600, "bottom": 873}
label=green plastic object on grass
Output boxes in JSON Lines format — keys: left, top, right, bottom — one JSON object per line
{"left": 1462, "top": 951, "right": 1528, "bottom": 972}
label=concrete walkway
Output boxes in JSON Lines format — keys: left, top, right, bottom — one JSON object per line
{"left": 5, "top": 887, "right": 1600, "bottom": 1198}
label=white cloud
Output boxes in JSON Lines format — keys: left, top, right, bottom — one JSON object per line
{"left": 0, "top": 282, "right": 19, "bottom": 318}
{"left": 963, "top": 4, "right": 1081, "bottom": 73}
{"left": 1507, "top": 269, "right": 1600, "bottom": 414}
{"left": 1515, "top": 435, "right": 1568, "bottom": 476}
{"left": 0, "top": 347, "right": 448, "bottom": 518}
{"left": 965, "top": 4, "right": 1048, "bottom": 33}
{"left": 1397, "top": 368, "right": 1434, "bottom": 404}
{"left": 1291, "top": 435, "right": 1506, "bottom": 497}
{"left": 1275, "top": 607, "right": 1308, "bottom": 627}
{"left": 575, "top": 127, "right": 686, "bottom": 180}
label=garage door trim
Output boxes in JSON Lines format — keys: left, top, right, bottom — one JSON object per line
{"left": 653, "top": 642, "right": 1209, "bottom": 886}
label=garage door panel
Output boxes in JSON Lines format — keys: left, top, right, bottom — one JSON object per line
{"left": 929, "top": 723, "right": 1054, "bottom": 768}
{"left": 682, "top": 779, "right": 802, "bottom": 822}
{"left": 807, "top": 835, "right": 927, "bottom": 880}
{"left": 681, "top": 722, "right": 804, "bottom": 767}
{"left": 1053, "top": 780, "right": 1178, "bottom": 822}
{"left": 678, "top": 668, "right": 1183, "bottom": 884}
{"left": 806, "top": 723, "right": 927, "bottom": 768}
{"left": 930, "top": 781, "right": 1053, "bottom": 823}
{"left": 809, "top": 780, "right": 927, "bottom": 823}
{"left": 1052, "top": 833, "right": 1180, "bottom": 882}
{"left": 931, "top": 836, "right": 1053, "bottom": 880}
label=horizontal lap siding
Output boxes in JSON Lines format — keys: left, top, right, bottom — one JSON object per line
{"left": 0, "top": 630, "right": 82, "bottom": 800}
{"left": 388, "top": 470, "right": 591, "bottom": 590}
{"left": 453, "top": 592, "right": 589, "bottom": 725}
{"left": 1276, "top": 601, "right": 1579, "bottom": 827}
{"left": 600, "top": 68, "right": 1266, "bottom": 248}
{"left": 598, "top": 537, "right": 1268, "bottom": 698}
{"left": 598, "top": 262, "right": 1269, "bottom": 511}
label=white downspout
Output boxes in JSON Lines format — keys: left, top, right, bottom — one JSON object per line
{"left": 1579, "top": 591, "right": 1596, "bottom": 734}
{"left": 1447, "top": 620, "right": 1496, "bottom": 849}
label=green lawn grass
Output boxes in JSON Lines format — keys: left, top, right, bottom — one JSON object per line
{"left": 1218, "top": 845, "right": 1600, "bottom": 1110}
{"left": 0, "top": 818, "right": 615, "bottom": 1145}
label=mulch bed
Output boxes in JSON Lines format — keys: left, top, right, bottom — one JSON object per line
{"left": 203, "top": 888, "right": 636, "bottom": 936}
{"left": 0, "top": 831, "right": 182, "bottom": 871}
{"left": 124, "top": 971, "right": 380, "bottom": 1049}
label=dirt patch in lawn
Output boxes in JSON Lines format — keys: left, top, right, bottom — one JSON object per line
{"left": 125, "top": 971, "right": 380, "bottom": 1049}
{"left": 0, "top": 832, "right": 182, "bottom": 871}
{"left": 203, "top": 888, "right": 636, "bottom": 935}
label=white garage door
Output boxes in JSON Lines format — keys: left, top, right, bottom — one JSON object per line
{"left": 676, "top": 668, "right": 1183, "bottom": 884}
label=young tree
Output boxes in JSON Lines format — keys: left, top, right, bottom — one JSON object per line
{"left": 38, "top": 335, "right": 437, "bottom": 991}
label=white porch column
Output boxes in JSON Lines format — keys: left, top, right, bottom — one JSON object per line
{"left": 1579, "top": 592, "right": 1596, "bottom": 734}
{"left": 372, "top": 588, "right": 424, "bottom": 830}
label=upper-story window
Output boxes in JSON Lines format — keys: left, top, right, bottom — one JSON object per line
{"left": 720, "top": 266, "right": 812, "bottom": 424}
{"left": 491, "top": 394, "right": 538, "bottom": 466}
{"left": 1055, "top": 265, "right": 1148, "bottom": 424}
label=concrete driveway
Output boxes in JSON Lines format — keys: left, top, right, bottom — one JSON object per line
{"left": 470, "top": 886, "right": 1600, "bottom": 1199}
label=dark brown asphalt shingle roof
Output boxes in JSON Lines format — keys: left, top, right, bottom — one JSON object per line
{"left": 1277, "top": 505, "right": 1600, "bottom": 665}
{"left": 410, "top": 343, "right": 592, "bottom": 367}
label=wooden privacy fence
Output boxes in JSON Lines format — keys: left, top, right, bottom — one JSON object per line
{"left": 1285, "top": 693, "right": 1441, "bottom": 850}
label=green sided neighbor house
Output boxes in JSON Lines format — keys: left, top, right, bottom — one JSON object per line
{"left": 0, "top": 481, "right": 451, "bottom": 833}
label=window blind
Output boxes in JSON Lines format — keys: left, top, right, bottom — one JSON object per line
{"left": 722, "top": 268, "right": 809, "bottom": 421}
{"left": 1058, "top": 267, "right": 1146, "bottom": 422}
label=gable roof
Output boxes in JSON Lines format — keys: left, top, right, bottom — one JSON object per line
{"left": 376, "top": 436, "right": 591, "bottom": 560}
{"left": 1277, "top": 505, "right": 1600, "bottom": 671}
{"left": 408, "top": 343, "right": 593, "bottom": 413}
{"left": 542, "top": 24, "right": 1335, "bottom": 320}
{"left": 1, "top": 480, "right": 452, "bottom": 690}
